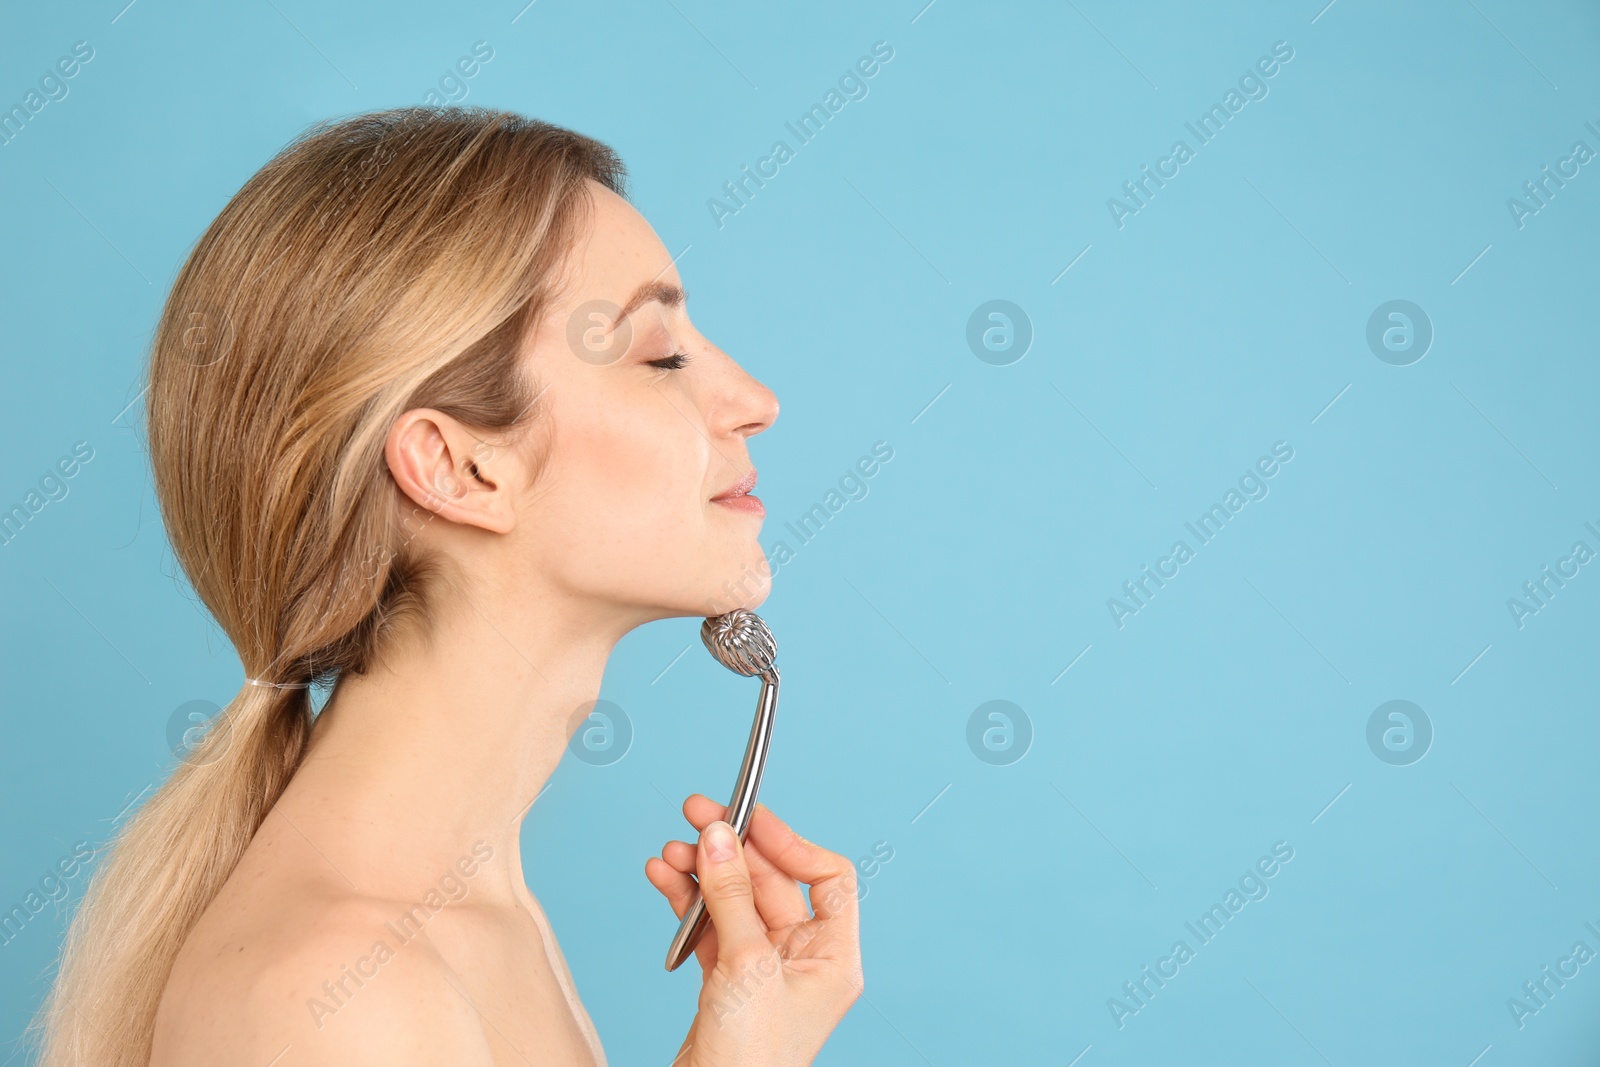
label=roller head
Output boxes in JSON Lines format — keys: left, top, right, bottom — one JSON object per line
{"left": 701, "top": 610, "right": 777, "bottom": 678}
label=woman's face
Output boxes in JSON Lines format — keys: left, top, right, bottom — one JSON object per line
{"left": 511, "top": 180, "right": 779, "bottom": 624}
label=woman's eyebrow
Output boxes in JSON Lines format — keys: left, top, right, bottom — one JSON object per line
{"left": 611, "top": 280, "right": 686, "bottom": 328}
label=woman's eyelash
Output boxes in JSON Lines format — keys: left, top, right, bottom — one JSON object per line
{"left": 647, "top": 350, "right": 692, "bottom": 370}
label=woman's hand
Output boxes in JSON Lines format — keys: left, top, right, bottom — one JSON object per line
{"left": 644, "top": 796, "right": 864, "bottom": 1067}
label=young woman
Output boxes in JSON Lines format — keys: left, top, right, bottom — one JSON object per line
{"left": 32, "top": 106, "right": 863, "bottom": 1067}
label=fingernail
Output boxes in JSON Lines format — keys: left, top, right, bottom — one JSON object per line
{"left": 705, "top": 820, "right": 736, "bottom": 863}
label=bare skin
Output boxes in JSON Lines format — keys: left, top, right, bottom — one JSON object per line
{"left": 149, "top": 182, "right": 862, "bottom": 1065}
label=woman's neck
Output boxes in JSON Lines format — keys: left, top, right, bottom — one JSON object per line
{"left": 271, "top": 589, "right": 633, "bottom": 910}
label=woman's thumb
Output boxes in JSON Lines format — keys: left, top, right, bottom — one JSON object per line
{"left": 696, "top": 820, "right": 768, "bottom": 955}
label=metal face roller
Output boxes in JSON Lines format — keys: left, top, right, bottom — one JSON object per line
{"left": 664, "top": 609, "right": 780, "bottom": 972}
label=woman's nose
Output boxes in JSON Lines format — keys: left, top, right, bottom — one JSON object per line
{"left": 719, "top": 361, "right": 779, "bottom": 439}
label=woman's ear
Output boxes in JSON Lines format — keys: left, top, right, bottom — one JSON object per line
{"left": 384, "top": 408, "right": 517, "bottom": 535}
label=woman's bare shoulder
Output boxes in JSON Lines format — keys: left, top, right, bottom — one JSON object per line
{"left": 153, "top": 884, "right": 497, "bottom": 1066}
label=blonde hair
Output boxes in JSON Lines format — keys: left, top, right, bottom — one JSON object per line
{"left": 27, "top": 105, "right": 626, "bottom": 1066}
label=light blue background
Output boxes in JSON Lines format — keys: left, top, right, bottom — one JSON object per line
{"left": 3, "top": 1, "right": 1599, "bottom": 1064}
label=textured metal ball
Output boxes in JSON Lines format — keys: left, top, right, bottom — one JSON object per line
{"left": 701, "top": 609, "right": 777, "bottom": 677}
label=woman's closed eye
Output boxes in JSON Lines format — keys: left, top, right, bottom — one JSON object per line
{"left": 647, "top": 350, "right": 693, "bottom": 371}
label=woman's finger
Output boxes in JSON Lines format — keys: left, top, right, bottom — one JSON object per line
{"left": 745, "top": 802, "right": 861, "bottom": 927}
{"left": 681, "top": 794, "right": 809, "bottom": 929}
{"left": 661, "top": 839, "right": 697, "bottom": 874}
{"left": 664, "top": 834, "right": 802, "bottom": 927}
{"left": 644, "top": 856, "right": 696, "bottom": 918}
{"left": 643, "top": 856, "right": 721, "bottom": 970}
{"left": 693, "top": 821, "right": 771, "bottom": 960}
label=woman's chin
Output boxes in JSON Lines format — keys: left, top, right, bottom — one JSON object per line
{"left": 697, "top": 560, "right": 771, "bottom": 618}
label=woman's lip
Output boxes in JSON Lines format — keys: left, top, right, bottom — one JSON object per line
{"left": 712, "top": 468, "right": 758, "bottom": 500}
{"left": 712, "top": 493, "right": 764, "bottom": 516}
